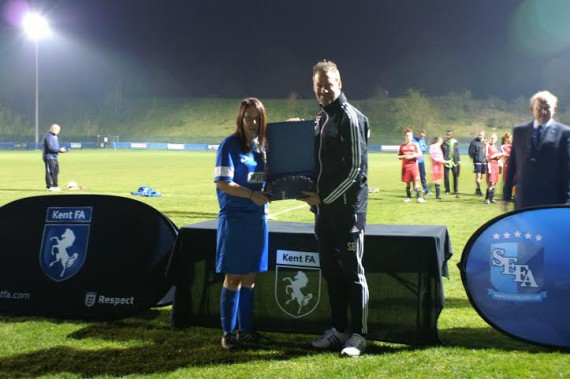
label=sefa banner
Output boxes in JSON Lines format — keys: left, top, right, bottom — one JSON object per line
{"left": 460, "top": 205, "right": 570, "bottom": 349}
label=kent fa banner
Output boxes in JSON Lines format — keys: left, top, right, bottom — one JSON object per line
{"left": 460, "top": 205, "right": 570, "bottom": 349}
{"left": 0, "top": 195, "right": 177, "bottom": 320}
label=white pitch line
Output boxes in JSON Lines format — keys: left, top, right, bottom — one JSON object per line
{"left": 268, "top": 204, "right": 307, "bottom": 219}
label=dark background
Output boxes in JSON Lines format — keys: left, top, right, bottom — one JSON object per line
{"left": 2, "top": 0, "right": 570, "bottom": 101}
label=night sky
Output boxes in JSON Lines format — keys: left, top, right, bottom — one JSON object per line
{"left": 2, "top": 0, "right": 570, "bottom": 100}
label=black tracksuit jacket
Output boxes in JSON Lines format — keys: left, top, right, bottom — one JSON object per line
{"left": 314, "top": 93, "right": 369, "bottom": 213}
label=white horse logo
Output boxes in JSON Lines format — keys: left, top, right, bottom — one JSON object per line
{"left": 49, "top": 228, "right": 79, "bottom": 278}
{"left": 283, "top": 271, "right": 313, "bottom": 315}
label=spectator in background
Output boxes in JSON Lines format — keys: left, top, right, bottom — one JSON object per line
{"left": 468, "top": 130, "right": 486, "bottom": 196}
{"left": 398, "top": 128, "right": 425, "bottom": 203}
{"left": 484, "top": 133, "right": 504, "bottom": 204}
{"left": 441, "top": 130, "right": 461, "bottom": 198}
{"left": 413, "top": 129, "right": 431, "bottom": 195}
{"left": 429, "top": 136, "right": 450, "bottom": 200}
{"left": 42, "top": 123, "right": 67, "bottom": 191}
{"left": 503, "top": 90, "right": 570, "bottom": 210}
{"left": 501, "top": 132, "right": 512, "bottom": 184}
{"left": 214, "top": 97, "right": 271, "bottom": 349}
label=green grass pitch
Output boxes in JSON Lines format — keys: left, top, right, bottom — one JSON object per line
{"left": 0, "top": 150, "right": 568, "bottom": 378}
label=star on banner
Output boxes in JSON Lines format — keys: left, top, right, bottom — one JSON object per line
{"left": 492, "top": 230, "right": 543, "bottom": 243}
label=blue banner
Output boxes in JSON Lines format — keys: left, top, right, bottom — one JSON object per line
{"left": 461, "top": 206, "right": 570, "bottom": 348}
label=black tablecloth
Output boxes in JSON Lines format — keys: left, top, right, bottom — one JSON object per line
{"left": 166, "top": 220, "right": 452, "bottom": 345}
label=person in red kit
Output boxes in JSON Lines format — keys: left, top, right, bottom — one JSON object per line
{"left": 398, "top": 128, "right": 425, "bottom": 203}
{"left": 484, "top": 133, "right": 504, "bottom": 204}
{"left": 429, "top": 136, "right": 451, "bottom": 200}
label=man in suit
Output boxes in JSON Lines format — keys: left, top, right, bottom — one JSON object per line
{"left": 442, "top": 129, "right": 461, "bottom": 198}
{"left": 502, "top": 90, "right": 570, "bottom": 210}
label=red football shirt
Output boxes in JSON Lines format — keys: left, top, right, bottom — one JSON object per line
{"left": 399, "top": 143, "right": 420, "bottom": 167}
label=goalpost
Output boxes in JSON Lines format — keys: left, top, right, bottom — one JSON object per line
{"left": 96, "top": 135, "right": 120, "bottom": 149}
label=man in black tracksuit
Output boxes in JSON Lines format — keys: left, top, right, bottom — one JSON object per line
{"left": 301, "top": 60, "right": 369, "bottom": 357}
{"left": 468, "top": 130, "right": 486, "bottom": 196}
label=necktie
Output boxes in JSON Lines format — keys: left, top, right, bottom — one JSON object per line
{"left": 533, "top": 125, "right": 542, "bottom": 150}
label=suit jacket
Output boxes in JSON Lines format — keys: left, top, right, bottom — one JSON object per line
{"left": 503, "top": 120, "right": 570, "bottom": 209}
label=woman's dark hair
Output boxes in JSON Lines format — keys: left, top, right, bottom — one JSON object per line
{"left": 235, "top": 97, "right": 267, "bottom": 154}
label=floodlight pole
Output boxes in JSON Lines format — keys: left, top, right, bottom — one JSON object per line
{"left": 23, "top": 12, "right": 50, "bottom": 149}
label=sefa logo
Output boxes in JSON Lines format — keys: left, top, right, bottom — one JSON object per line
{"left": 85, "top": 291, "right": 97, "bottom": 307}
{"left": 40, "top": 207, "right": 92, "bottom": 282}
{"left": 488, "top": 230, "right": 547, "bottom": 302}
{"left": 275, "top": 250, "right": 321, "bottom": 318}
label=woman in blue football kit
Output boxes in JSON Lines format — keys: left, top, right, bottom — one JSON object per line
{"left": 214, "top": 98, "right": 271, "bottom": 349}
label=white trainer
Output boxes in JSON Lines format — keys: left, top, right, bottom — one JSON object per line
{"left": 311, "top": 328, "right": 350, "bottom": 349}
{"left": 340, "top": 333, "right": 366, "bottom": 357}
{"left": 403, "top": 198, "right": 412, "bottom": 203}
{"left": 417, "top": 197, "right": 425, "bottom": 203}
{"left": 48, "top": 187, "right": 61, "bottom": 192}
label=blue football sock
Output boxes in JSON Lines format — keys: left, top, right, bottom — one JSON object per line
{"left": 238, "top": 287, "right": 254, "bottom": 332}
{"left": 220, "top": 287, "right": 240, "bottom": 333}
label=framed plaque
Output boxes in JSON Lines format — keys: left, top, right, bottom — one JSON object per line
{"left": 265, "top": 120, "right": 316, "bottom": 200}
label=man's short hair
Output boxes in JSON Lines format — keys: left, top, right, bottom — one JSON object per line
{"left": 530, "top": 90, "right": 558, "bottom": 108}
{"left": 313, "top": 60, "right": 340, "bottom": 76}
{"left": 418, "top": 129, "right": 426, "bottom": 134}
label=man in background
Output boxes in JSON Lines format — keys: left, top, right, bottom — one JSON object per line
{"left": 42, "top": 124, "right": 67, "bottom": 191}
{"left": 502, "top": 91, "right": 570, "bottom": 210}
{"left": 442, "top": 130, "right": 461, "bottom": 198}
{"left": 301, "top": 60, "right": 369, "bottom": 357}
{"left": 468, "top": 130, "right": 486, "bottom": 196}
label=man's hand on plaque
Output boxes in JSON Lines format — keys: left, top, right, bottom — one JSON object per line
{"left": 298, "top": 191, "right": 320, "bottom": 206}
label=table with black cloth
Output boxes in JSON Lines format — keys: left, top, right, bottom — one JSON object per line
{"left": 166, "top": 220, "right": 452, "bottom": 345}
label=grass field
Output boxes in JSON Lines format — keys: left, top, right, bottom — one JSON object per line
{"left": 0, "top": 150, "right": 568, "bottom": 378}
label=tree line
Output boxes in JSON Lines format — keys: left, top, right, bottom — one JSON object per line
{"left": 1, "top": 88, "right": 567, "bottom": 145}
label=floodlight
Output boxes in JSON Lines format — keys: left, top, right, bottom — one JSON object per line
{"left": 23, "top": 13, "right": 50, "bottom": 40}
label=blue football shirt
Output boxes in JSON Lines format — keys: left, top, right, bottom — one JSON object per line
{"left": 214, "top": 134, "right": 266, "bottom": 215}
